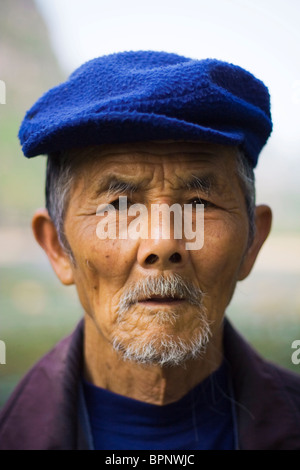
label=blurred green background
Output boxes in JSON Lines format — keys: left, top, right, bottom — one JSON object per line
{"left": 0, "top": 0, "right": 299, "bottom": 409}
{"left": 0, "top": 0, "right": 83, "bottom": 407}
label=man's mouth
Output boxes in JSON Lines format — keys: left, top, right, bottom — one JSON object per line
{"left": 138, "top": 295, "right": 185, "bottom": 305}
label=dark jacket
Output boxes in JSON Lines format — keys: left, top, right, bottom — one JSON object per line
{"left": 0, "top": 319, "right": 300, "bottom": 450}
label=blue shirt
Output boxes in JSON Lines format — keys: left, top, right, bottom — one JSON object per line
{"left": 83, "top": 362, "right": 237, "bottom": 450}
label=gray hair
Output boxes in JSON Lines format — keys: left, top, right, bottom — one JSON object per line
{"left": 45, "top": 147, "right": 256, "bottom": 260}
{"left": 235, "top": 150, "right": 256, "bottom": 246}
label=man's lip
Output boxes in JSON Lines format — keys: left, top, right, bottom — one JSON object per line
{"left": 138, "top": 296, "right": 185, "bottom": 303}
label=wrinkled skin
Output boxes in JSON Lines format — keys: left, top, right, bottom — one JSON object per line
{"left": 33, "top": 142, "right": 272, "bottom": 404}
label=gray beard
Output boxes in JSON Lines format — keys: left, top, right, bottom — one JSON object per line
{"left": 112, "top": 326, "right": 211, "bottom": 367}
{"left": 111, "top": 273, "right": 212, "bottom": 367}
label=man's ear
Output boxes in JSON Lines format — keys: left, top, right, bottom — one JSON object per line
{"left": 238, "top": 204, "right": 272, "bottom": 281}
{"left": 32, "top": 209, "right": 74, "bottom": 285}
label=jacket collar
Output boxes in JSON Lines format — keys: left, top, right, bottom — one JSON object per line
{"left": 0, "top": 321, "right": 84, "bottom": 450}
{"left": 223, "top": 319, "right": 300, "bottom": 449}
{"left": 1, "top": 318, "right": 299, "bottom": 449}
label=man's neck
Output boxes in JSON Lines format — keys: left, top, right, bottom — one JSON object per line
{"left": 83, "top": 314, "right": 224, "bottom": 406}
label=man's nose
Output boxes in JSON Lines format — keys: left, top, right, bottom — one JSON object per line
{"left": 137, "top": 237, "right": 189, "bottom": 270}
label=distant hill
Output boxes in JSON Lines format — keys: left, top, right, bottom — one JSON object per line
{"left": 0, "top": 0, "right": 64, "bottom": 224}
{"left": 0, "top": 0, "right": 64, "bottom": 113}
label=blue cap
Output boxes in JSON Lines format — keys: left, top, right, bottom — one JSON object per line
{"left": 18, "top": 51, "right": 272, "bottom": 167}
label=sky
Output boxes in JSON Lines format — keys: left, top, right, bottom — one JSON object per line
{"left": 35, "top": 0, "right": 300, "bottom": 186}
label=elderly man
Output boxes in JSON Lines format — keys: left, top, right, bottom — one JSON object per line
{"left": 0, "top": 51, "right": 299, "bottom": 450}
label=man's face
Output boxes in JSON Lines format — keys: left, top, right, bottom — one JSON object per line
{"left": 63, "top": 142, "right": 250, "bottom": 365}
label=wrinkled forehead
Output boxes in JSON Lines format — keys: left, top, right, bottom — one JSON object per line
{"left": 62, "top": 141, "right": 242, "bottom": 202}
{"left": 65, "top": 141, "right": 240, "bottom": 176}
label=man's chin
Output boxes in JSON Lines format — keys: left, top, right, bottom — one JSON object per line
{"left": 111, "top": 326, "right": 212, "bottom": 367}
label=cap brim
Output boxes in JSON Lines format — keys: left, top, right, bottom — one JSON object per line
{"left": 21, "top": 111, "right": 244, "bottom": 158}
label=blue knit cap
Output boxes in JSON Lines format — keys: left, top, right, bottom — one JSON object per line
{"left": 18, "top": 51, "right": 272, "bottom": 167}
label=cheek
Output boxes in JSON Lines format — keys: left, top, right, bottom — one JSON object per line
{"left": 69, "top": 215, "right": 137, "bottom": 278}
{"left": 194, "top": 217, "right": 248, "bottom": 296}
{"left": 84, "top": 238, "right": 138, "bottom": 280}
{"left": 70, "top": 234, "right": 139, "bottom": 316}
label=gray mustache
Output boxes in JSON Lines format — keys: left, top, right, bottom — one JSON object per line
{"left": 118, "top": 273, "right": 204, "bottom": 313}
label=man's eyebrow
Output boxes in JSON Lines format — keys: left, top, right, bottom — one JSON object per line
{"left": 95, "top": 176, "right": 141, "bottom": 197}
{"left": 95, "top": 173, "right": 222, "bottom": 197}
{"left": 181, "top": 173, "right": 220, "bottom": 195}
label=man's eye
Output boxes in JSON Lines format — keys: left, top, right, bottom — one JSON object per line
{"left": 190, "top": 198, "right": 213, "bottom": 208}
{"left": 110, "top": 198, "right": 132, "bottom": 210}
